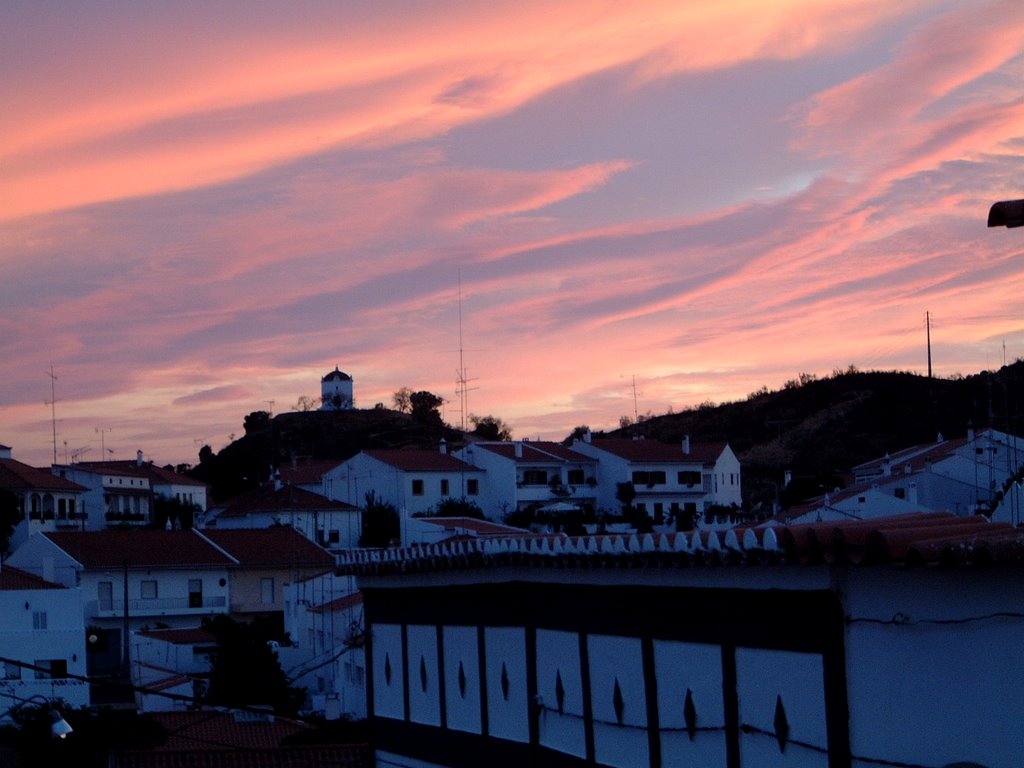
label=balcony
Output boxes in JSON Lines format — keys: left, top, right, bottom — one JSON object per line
{"left": 91, "top": 595, "right": 227, "bottom": 618}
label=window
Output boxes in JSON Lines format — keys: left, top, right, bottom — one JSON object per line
{"left": 189, "top": 579, "right": 203, "bottom": 608}
{"left": 567, "top": 469, "right": 585, "bottom": 485}
{"left": 678, "top": 471, "right": 702, "bottom": 486}
{"left": 141, "top": 580, "right": 158, "bottom": 600}
{"left": 98, "top": 581, "right": 113, "bottom": 611}
{"left": 522, "top": 470, "right": 547, "bottom": 486}
{"left": 894, "top": 488, "right": 906, "bottom": 499}
{"left": 32, "top": 611, "right": 47, "bottom": 630}
{"left": 412, "top": 479, "right": 424, "bottom": 496}
{"left": 467, "top": 479, "right": 479, "bottom": 496}
{"left": 34, "top": 659, "right": 68, "bottom": 679}
{"left": 632, "top": 470, "right": 666, "bottom": 486}
{"left": 440, "top": 479, "right": 450, "bottom": 496}
{"left": 328, "top": 530, "right": 340, "bottom": 544}
{"left": 261, "top": 577, "right": 275, "bottom": 605}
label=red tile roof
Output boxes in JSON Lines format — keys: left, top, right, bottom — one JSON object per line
{"left": 339, "top": 512, "right": 1024, "bottom": 573}
{"left": 418, "top": 516, "right": 530, "bottom": 535}
{"left": 277, "top": 460, "right": 344, "bottom": 485}
{"left": 311, "top": 591, "right": 364, "bottom": 614}
{"left": 0, "top": 458, "right": 86, "bottom": 492}
{"left": 45, "top": 530, "right": 235, "bottom": 568}
{"left": 137, "top": 627, "right": 217, "bottom": 645}
{"left": 364, "top": 449, "right": 480, "bottom": 472}
{"left": 474, "top": 441, "right": 596, "bottom": 464}
{"left": 200, "top": 528, "right": 335, "bottom": 568}
{"left": 582, "top": 438, "right": 727, "bottom": 464}
{"left": 215, "top": 484, "right": 358, "bottom": 519}
{"left": 71, "top": 460, "right": 207, "bottom": 487}
{"left": 112, "top": 710, "right": 371, "bottom": 768}
{"left": 0, "top": 564, "right": 66, "bottom": 591}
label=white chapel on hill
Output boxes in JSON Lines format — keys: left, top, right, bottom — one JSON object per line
{"left": 320, "top": 366, "right": 354, "bottom": 411}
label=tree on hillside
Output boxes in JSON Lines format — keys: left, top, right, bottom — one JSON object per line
{"left": 392, "top": 387, "right": 413, "bottom": 413}
{"left": 293, "top": 395, "right": 319, "bottom": 412}
{"left": 469, "top": 414, "right": 512, "bottom": 441}
{"left": 410, "top": 391, "right": 444, "bottom": 425}
{"left": 243, "top": 410, "right": 272, "bottom": 434}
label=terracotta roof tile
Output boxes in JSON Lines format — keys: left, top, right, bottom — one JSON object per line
{"left": 582, "top": 438, "right": 727, "bottom": 464}
{"left": 200, "top": 528, "right": 335, "bottom": 567}
{"left": 0, "top": 564, "right": 66, "bottom": 591}
{"left": 338, "top": 512, "right": 1024, "bottom": 573}
{"left": 45, "top": 530, "right": 235, "bottom": 568}
{"left": 0, "top": 458, "right": 86, "bottom": 492}
{"left": 364, "top": 449, "right": 480, "bottom": 472}
{"left": 216, "top": 484, "right": 358, "bottom": 518}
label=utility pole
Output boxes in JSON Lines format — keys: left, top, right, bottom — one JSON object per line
{"left": 45, "top": 365, "right": 58, "bottom": 464}
{"left": 926, "top": 312, "right": 932, "bottom": 378}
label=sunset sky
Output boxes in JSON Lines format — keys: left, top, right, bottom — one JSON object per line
{"left": 2, "top": 0, "right": 1023, "bottom": 468}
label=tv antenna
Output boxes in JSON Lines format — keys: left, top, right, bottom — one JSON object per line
{"left": 45, "top": 365, "right": 58, "bottom": 464}
{"left": 96, "top": 427, "right": 113, "bottom": 458}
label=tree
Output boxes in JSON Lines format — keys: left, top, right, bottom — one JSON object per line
{"left": 243, "top": 410, "right": 271, "bottom": 434}
{"left": 392, "top": 387, "right": 413, "bottom": 413}
{"left": 409, "top": 391, "right": 444, "bottom": 425}
{"left": 615, "top": 481, "right": 636, "bottom": 515}
{"left": 359, "top": 491, "right": 400, "bottom": 547}
{"left": 564, "top": 425, "right": 592, "bottom": 445}
{"left": 430, "top": 497, "right": 485, "bottom": 519}
{"left": 0, "top": 490, "right": 20, "bottom": 555}
{"left": 203, "top": 615, "right": 302, "bottom": 716}
{"left": 293, "top": 395, "right": 319, "bottom": 412}
{"left": 469, "top": 414, "right": 512, "bottom": 441}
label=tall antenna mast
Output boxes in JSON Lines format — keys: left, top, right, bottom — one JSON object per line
{"left": 454, "top": 269, "right": 478, "bottom": 431}
{"left": 632, "top": 374, "right": 639, "bottom": 423}
{"left": 45, "top": 364, "right": 58, "bottom": 464}
{"left": 926, "top": 311, "right": 932, "bottom": 378}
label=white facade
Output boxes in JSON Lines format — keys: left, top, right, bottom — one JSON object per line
{"left": 452, "top": 441, "right": 598, "bottom": 518}
{"left": 322, "top": 450, "right": 484, "bottom": 525}
{"left": 320, "top": 367, "right": 354, "bottom": 411}
{"left": 281, "top": 572, "right": 366, "bottom": 720}
{"left": 52, "top": 464, "right": 152, "bottom": 530}
{"left": 0, "top": 567, "right": 90, "bottom": 716}
{"left": 571, "top": 436, "right": 742, "bottom": 522}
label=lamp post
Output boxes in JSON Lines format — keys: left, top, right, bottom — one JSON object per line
{"left": 987, "top": 199, "right": 1024, "bottom": 228}
{"left": 0, "top": 692, "right": 73, "bottom": 739}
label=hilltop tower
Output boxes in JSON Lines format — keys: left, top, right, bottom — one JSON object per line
{"left": 320, "top": 367, "right": 354, "bottom": 411}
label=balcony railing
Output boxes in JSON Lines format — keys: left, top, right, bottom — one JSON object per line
{"left": 92, "top": 595, "right": 227, "bottom": 617}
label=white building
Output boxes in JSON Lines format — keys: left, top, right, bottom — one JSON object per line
{"left": 571, "top": 434, "right": 742, "bottom": 524}
{"left": 320, "top": 367, "right": 354, "bottom": 411}
{"left": 0, "top": 448, "right": 87, "bottom": 551}
{"left": 131, "top": 627, "right": 216, "bottom": 712}
{"left": 322, "top": 447, "right": 485, "bottom": 532}
{"left": 784, "top": 428, "right": 1024, "bottom": 526}
{"left": 0, "top": 563, "right": 89, "bottom": 716}
{"left": 204, "top": 483, "right": 362, "bottom": 550}
{"left": 281, "top": 571, "right": 365, "bottom": 720}
{"left": 453, "top": 441, "right": 599, "bottom": 518}
{"left": 341, "top": 512, "right": 1024, "bottom": 768}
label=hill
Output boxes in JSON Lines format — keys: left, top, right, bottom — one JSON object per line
{"left": 190, "top": 363, "right": 1024, "bottom": 512}
{"left": 603, "top": 363, "right": 1024, "bottom": 515}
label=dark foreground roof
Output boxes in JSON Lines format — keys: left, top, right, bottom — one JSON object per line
{"left": 337, "top": 512, "right": 1024, "bottom": 576}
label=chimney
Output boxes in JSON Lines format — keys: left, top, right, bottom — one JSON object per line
{"left": 136, "top": 450, "right": 144, "bottom": 466}
{"left": 514, "top": 442, "right": 523, "bottom": 458}
{"left": 439, "top": 438, "right": 447, "bottom": 455}
{"left": 583, "top": 431, "right": 592, "bottom": 444}
{"left": 967, "top": 424, "right": 976, "bottom": 442}
{"left": 681, "top": 435, "right": 691, "bottom": 455}
{"left": 783, "top": 470, "right": 792, "bottom": 487}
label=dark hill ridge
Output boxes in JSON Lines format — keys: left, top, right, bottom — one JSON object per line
{"left": 190, "top": 363, "right": 1024, "bottom": 512}
{"left": 607, "top": 363, "right": 1024, "bottom": 514}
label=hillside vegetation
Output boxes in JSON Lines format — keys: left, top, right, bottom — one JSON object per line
{"left": 190, "top": 363, "right": 1024, "bottom": 512}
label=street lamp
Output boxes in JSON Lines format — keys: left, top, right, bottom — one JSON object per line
{"left": 987, "top": 199, "right": 1024, "bottom": 228}
{"left": 0, "top": 693, "right": 73, "bottom": 739}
